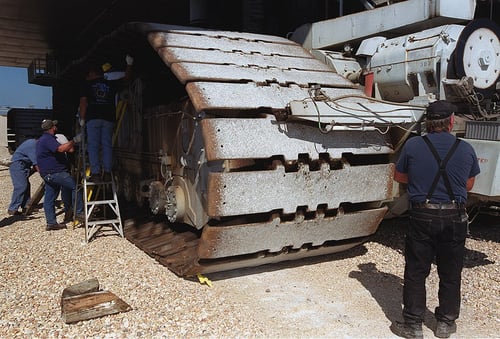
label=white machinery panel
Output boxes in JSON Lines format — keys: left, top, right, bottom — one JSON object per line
{"left": 466, "top": 139, "right": 500, "bottom": 198}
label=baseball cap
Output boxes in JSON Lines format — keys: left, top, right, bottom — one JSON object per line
{"left": 41, "top": 119, "right": 58, "bottom": 130}
{"left": 426, "top": 100, "right": 456, "bottom": 120}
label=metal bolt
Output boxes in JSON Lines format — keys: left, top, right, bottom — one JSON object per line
{"left": 478, "top": 50, "right": 492, "bottom": 70}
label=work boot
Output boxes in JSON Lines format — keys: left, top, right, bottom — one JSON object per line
{"left": 435, "top": 321, "right": 457, "bottom": 338}
{"left": 390, "top": 321, "right": 423, "bottom": 339}
{"left": 63, "top": 209, "right": 74, "bottom": 223}
{"left": 76, "top": 213, "right": 86, "bottom": 224}
{"left": 46, "top": 223, "right": 67, "bottom": 231}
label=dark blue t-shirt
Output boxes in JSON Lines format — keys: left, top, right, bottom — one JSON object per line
{"left": 80, "top": 77, "right": 120, "bottom": 122}
{"left": 396, "top": 132, "right": 480, "bottom": 203}
{"left": 36, "top": 132, "right": 69, "bottom": 177}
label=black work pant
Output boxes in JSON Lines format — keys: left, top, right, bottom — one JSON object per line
{"left": 403, "top": 207, "right": 468, "bottom": 324}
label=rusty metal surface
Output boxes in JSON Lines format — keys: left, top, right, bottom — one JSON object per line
{"left": 201, "top": 117, "right": 394, "bottom": 161}
{"left": 124, "top": 212, "right": 378, "bottom": 276}
{"left": 198, "top": 207, "right": 387, "bottom": 258}
{"left": 207, "top": 163, "right": 393, "bottom": 216}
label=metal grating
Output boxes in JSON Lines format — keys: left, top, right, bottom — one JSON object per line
{"left": 28, "top": 54, "right": 58, "bottom": 86}
{"left": 465, "top": 121, "right": 500, "bottom": 141}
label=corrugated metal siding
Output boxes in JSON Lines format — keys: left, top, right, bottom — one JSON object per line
{"left": 465, "top": 121, "right": 500, "bottom": 141}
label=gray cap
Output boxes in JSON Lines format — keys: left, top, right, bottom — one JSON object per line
{"left": 41, "top": 119, "right": 58, "bottom": 130}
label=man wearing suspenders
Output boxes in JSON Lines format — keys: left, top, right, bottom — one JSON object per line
{"left": 392, "top": 100, "right": 480, "bottom": 338}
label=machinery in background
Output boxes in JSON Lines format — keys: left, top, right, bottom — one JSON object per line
{"left": 6, "top": 108, "right": 53, "bottom": 153}
{"left": 290, "top": 0, "right": 500, "bottom": 218}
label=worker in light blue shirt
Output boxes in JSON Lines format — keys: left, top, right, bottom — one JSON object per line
{"left": 8, "top": 138, "right": 38, "bottom": 215}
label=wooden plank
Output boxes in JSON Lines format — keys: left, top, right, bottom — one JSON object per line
{"left": 0, "top": 59, "right": 36, "bottom": 67}
{"left": 0, "top": 31, "right": 48, "bottom": 44}
{"left": 0, "top": 49, "right": 45, "bottom": 60}
{"left": 170, "top": 62, "right": 356, "bottom": 88}
{"left": 0, "top": 39, "right": 49, "bottom": 51}
{"left": 158, "top": 46, "right": 331, "bottom": 71}
{"left": 61, "top": 290, "right": 131, "bottom": 324}
{"left": 0, "top": 19, "right": 45, "bottom": 33}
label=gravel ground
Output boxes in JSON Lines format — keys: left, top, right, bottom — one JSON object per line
{"left": 0, "top": 146, "right": 499, "bottom": 338}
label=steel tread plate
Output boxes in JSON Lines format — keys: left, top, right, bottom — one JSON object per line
{"left": 201, "top": 117, "right": 394, "bottom": 161}
{"left": 186, "top": 82, "right": 364, "bottom": 112}
{"left": 148, "top": 32, "right": 311, "bottom": 58}
{"left": 198, "top": 207, "right": 387, "bottom": 258}
{"left": 192, "top": 241, "right": 364, "bottom": 275}
{"left": 157, "top": 46, "right": 333, "bottom": 70}
{"left": 148, "top": 29, "right": 295, "bottom": 49}
{"left": 207, "top": 163, "right": 394, "bottom": 216}
{"left": 170, "top": 62, "right": 356, "bottom": 87}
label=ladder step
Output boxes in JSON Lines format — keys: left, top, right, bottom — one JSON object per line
{"left": 87, "top": 219, "right": 121, "bottom": 226}
{"left": 86, "top": 199, "right": 119, "bottom": 205}
{"left": 85, "top": 181, "right": 113, "bottom": 186}
{"left": 76, "top": 140, "right": 123, "bottom": 242}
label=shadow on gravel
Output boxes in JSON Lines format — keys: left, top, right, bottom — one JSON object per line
{"left": 0, "top": 215, "right": 25, "bottom": 228}
{"left": 468, "top": 214, "right": 500, "bottom": 243}
{"left": 348, "top": 262, "right": 436, "bottom": 330}
{"left": 348, "top": 216, "right": 497, "bottom": 332}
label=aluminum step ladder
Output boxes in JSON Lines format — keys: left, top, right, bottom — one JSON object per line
{"left": 75, "top": 130, "right": 124, "bottom": 243}
{"left": 82, "top": 173, "right": 124, "bottom": 242}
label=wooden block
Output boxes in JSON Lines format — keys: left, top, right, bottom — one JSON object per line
{"left": 61, "top": 279, "right": 131, "bottom": 324}
{"left": 61, "top": 290, "right": 132, "bottom": 324}
{"left": 62, "top": 278, "right": 100, "bottom": 299}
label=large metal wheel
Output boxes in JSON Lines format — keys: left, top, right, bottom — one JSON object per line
{"left": 454, "top": 18, "right": 500, "bottom": 95}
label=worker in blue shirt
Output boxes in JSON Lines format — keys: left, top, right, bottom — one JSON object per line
{"left": 36, "top": 119, "right": 84, "bottom": 231}
{"left": 8, "top": 138, "right": 38, "bottom": 215}
{"left": 392, "top": 100, "right": 480, "bottom": 339}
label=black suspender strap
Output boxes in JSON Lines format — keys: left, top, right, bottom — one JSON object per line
{"left": 421, "top": 136, "right": 462, "bottom": 203}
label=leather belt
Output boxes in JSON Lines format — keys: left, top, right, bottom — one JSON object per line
{"left": 411, "top": 202, "right": 465, "bottom": 210}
